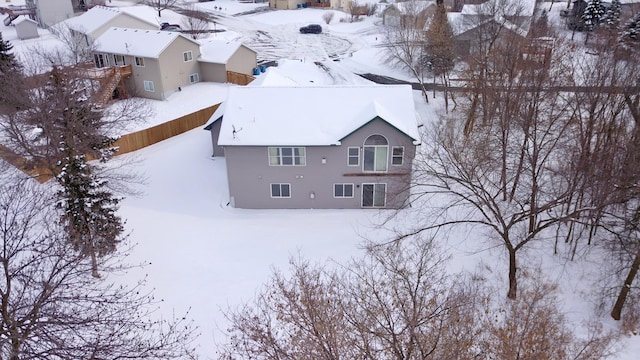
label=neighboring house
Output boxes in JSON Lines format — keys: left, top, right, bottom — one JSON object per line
{"left": 15, "top": 17, "right": 39, "bottom": 40}
{"left": 383, "top": 0, "right": 437, "bottom": 28}
{"left": 446, "top": 0, "right": 535, "bottom": 57}
{"left": 330, "top": 0, "right": 352, "bottom": 12}
{"left": 64, "top": 5, "right": 158, "bottom": 46}
{"left": 269, "top": 0, "right": 306, "bottom": 10}
{"left": 25, "top": 0, "right": 74, "bottom": 28}
{"left": 205, "top": 85, "right": 421, "bottom": 209}
{"left": 93, "top": 27, "right": 202, "bottom": 100}
{"left": 198, "top": 40, "right": 257, "bottom": 83}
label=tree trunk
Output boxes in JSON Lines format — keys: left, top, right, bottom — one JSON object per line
{"left": 507, "top": 246, "right": 518, "bottom": 299}
{"left": 158, "top": 9, "right": 162, "bottom": 17}
{"left": 611, "top": 245, "right": 640, "bottom": 320}
{"left": 89, "top": 241, "right": 100, "bottom": 278}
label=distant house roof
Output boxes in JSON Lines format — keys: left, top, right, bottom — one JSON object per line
{"left": 14, "top": 17, "right": 37, "bottom": 26}
{"left": 447, "top": 0, "right": 535, "bottom": 37}
{"left": 94, "top": 27, "right": 199, "bottom": 58}
{"left": 388, "top": 0, "right": 436, "bottom": 15}
{"left": 460, "top": 0, "right": 536, "bottom": 17}
{"left": 199, "top": 39, "right": 256, "bottom": 64}
{"left": 66, "top": 6, "right": 120, "bottom": 34}
{"left": 212, "top": 85, "right": 421, "bottom": 147}
{"left": 65, "top": 5, "right": 157, "bottom": 35}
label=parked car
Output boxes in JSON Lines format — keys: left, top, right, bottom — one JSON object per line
{"left": 299, "top": 24, "right": 322, "bottom": 34}
{"left": 160, "top": 22, "right": 181, "bottom": 32}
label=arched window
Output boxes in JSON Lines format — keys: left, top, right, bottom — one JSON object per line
{"left": 363, "top": 135, "right": 388, "bottom": 172}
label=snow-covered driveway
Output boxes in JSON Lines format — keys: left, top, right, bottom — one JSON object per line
{"left": 205, "top": 8, "right": 370, "bottom": 63}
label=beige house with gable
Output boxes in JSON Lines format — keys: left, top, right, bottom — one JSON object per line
{"left": 198, "top": 40, "right": 257, "bottom": 83}
{"left": 93, "top": 27, "right": 201, "bottom": 100}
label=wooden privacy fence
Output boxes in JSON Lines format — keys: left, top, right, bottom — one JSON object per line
{"left": 0, "top": 104, "right": 220, "bottom": 182}
{"left": 227, "top": 70, "right": 255, "bottom": 86}
{"left": 113, "top": 103, "right": 220, "bottom": 155}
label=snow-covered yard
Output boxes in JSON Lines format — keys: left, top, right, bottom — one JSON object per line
{"left": 2, "top": 0, "right": 640, "bottom": 358}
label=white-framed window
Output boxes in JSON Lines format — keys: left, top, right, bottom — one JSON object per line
{"left": 134, "top": 56, "right": 145, "bottom": 67}
{"left": 268, "top": 147, "right": 306, "bottom": 166}
{"left": 363, "top": 134, "right": 388, "bottom": 172}
{"left": 347, "top": 147, "right": 359, "bottom": 166}
{"left": 143, "top": 80, "right": 155, "bottom": 92}
{"left": 392, "top": 146, "right": 404, "bottom": 166}
{"left": 271, "top": 183, "right": 291, "bottom": 198}
{"left": 183, "top": 50, "right": 193, "bottom": 62}
{"left": 334, "top": 184, "right": 354, "bottom": 198}
{"left": 189, "top": 73, "right": 200, "bottom": 84}
{"left": 362, "top": 183, "right": 386, "bottom": 207}
{"left": 94, "top": 53, "right": 110, "bottom": 68}
{"left": 113, "top": 54, "right": 126, "bottom": 66}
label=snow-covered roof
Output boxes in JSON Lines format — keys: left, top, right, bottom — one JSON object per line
{"left": 460, "top": 0, "right": 536, "bottom": 17}
{"left": 448, "top": 0, "right": 534, "bottom": 37}
{"left": 64, "top": 5, "right": 158, "bottom": 35}
{"left": 199, "top": 39, "right": 254, "bottom": 64}
{"left": 94, "top": 27, "right": 197, "bottom": 58}
{"left": 65, "top": 6, "right": 121, "bottom": 34}
{"left": 248, "top": 67, "right": 300, "bottom": 87}
{"left": 214, "top": 85, "right": 421, "bottom": 146}
{"left": 14, "top": 17, "right": 37, "bottom": 26}
{"left": 386, "top": 0, "right": 435, "bottom": 15}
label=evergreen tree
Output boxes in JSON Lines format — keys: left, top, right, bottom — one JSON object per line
{"left": 0, "top": 32, "right": 24, "bottom": 113}
{"left": 57, "top": 153, "right": 124, "bottom": 278}
{"left": 425, "top": 2, "right": 455, "bottom": 110}
{"left": 426, "top": 3, "right": 455, "bottom": 76}
{"left": 582, "top": 0, "right": 605, "bottom": 31}
{"left": 42, "top": 67, "right": 123, "bottom": 277}
{"left": 604, "top": 0, "right": 622, "bottom": 29}
{"left": 619, "top": 11, "right": 640, "bottom": 47}
{"left": 533, "top": 9, "right": 550, "bottom": 37}
{"left": 0, "top": 32, "right": 16, "bottom": 66}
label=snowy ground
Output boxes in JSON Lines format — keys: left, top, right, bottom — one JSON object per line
{"left": 2, "top": 0, "right": 640, "bottom": 358}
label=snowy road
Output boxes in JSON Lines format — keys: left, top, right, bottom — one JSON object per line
{"left": 205, "top": 8, "right": 370, "bottom": 63}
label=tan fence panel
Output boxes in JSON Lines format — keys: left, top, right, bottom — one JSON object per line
{"left": 114, "top": 103, "right": 220, "bottom": 155}
{"left": 227, "top": 71, "right": 255, "bottom": 86}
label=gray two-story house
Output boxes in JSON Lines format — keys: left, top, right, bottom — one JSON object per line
{"left": 206, "top": 85, "right": 422, "bottom": 209}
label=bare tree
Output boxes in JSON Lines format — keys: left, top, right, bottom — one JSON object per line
{"left": 146, "top": 0, "right": 180, "bottom": 18}
{"left": 0, "top": 172, "right": 197, "bottom": 359}
{"left": 182, "top": 6, "right": 211, "bottom": 40}
{"left": 221, "top": 237, "right": 488, "bottom": 359}
{"left": 47, "top": 23, "right": 94, "bottom": 65}
{"left": 219, "top": 236, "right": 618, "bottom": 359}
{"left": 383, "top": 0, "right": 431, "bottom": 102}
{"left": 322, "top": 12, "right": 335, "bottom": 25}
{"left": 481, "top": 271, "right": 618, "bottom": 359}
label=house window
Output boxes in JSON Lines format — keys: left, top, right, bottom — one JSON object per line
{"left": 134, "top": 57, "right": 145, "bottom": 67}
{"left": 94, "top": 53, "right": 109, "bottom": 68}
{"left": 334, "top": 184, "right": 354, "bottom": 198}
{"left": 392, "top": 146, "right": 404, "bottom": 165}
{"left": 362, "top": 183, "right": 386, "bottom": 207}
{"left": 268, "top": 147, "right": 306, "bottom": 166}
{"left": 113, "top": 54, "right": 126, "bottom": 66}
{"left": 347, "top": 147, "right": 359, "bottom": 166}
{"left": 271, "top": 183, "right": 291, "bottom": 198}
{"left": 143, "top": 80, "right": 155, "bottom": 92}
{"left": 363, "top": 135, "right": 388, "bottom": 172}
{"left": 189, "top": 73, "right": 200, "bottom": 84}
{"left": 183, "top": 51, "right": 193, "bottom": 62}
